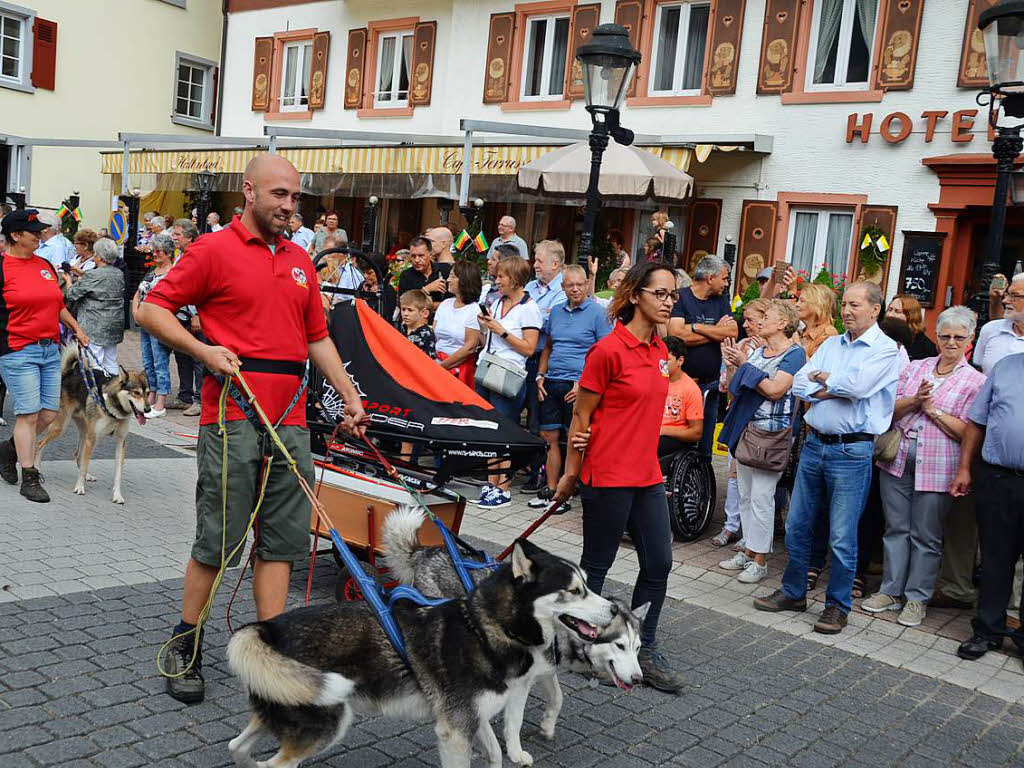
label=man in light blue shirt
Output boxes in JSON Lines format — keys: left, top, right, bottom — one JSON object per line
{"left": 35, "top": 211, "right": 75, "bottom": 267}
{"left": 755, "top": 282, "right": 898, "bottom": 633}
{"left": 288, "top": 214, "right": 315, "bottom": 253}
{"left": 522, "top": 239, "right": 567, "bottom": 491}
{"left": 486, "top": 215, "right": 529, "bottom": 260}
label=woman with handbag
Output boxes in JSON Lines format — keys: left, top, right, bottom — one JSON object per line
{"left": 552, "top": 261, "right": 684, "bottom": 694}
{"left": 474, "top": 256, "right": 541, "bottom": 509}
{"left": 862, "top": 306, "right": 986, "bottom": 627}
{"left": 718, "top": 300, "right": 806, "bottom": 583}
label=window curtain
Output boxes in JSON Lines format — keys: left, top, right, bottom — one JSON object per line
{"left": 791, "top": 212, "right": 818, "bottom": 273}
{"left": 400, "top": 34, "right": 413, "bottom": 96}
{"left": 300, "top": 44, "right": 312, "bottom": 102}
{"left": 654, "top": 7, "right": 680, "bottom": 91}
{"left": 549, "top": 18, "right": 570, "bottom": 95}
{"left": 855, "top": 0, "right": 877, "bottom": 51}
{"left": 682, "top": 5, "right": 710, "bottom": 90}
{"left": 824, "top": 213, "right": 853, "bottom": 276}
{"left": 814, "top": 0, "right": 844, "bottom": 83}
{"left": 378, "top": 37, "right": 396, "bottom": 98}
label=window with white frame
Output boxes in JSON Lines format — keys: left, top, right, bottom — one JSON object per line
{"left": 374, "top": 30, "right": 413, "bottom": 107}
{"left": 0, "top": 10, "right": 27, "bottom": 85}
{"left": 786, "top": 208, "right": 855, "bottom": 278}
{"left": 650, "top": 2, "right": 710, "bottom": 95}
{"left": 280, "top": 40, "right": 312, "bottom": 111}
{"left": 522, "top": 14, "right": 570, "bottom": 100}
{"left": 807, "top": 0, "right": 878, "bottom": 89}
{"left": 173, "top": 53, "right": 214, "bottom": 126}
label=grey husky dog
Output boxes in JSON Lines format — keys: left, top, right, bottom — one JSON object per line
{"left": 226, "top": 538, "right": 614, "bottom": 768}
{"left": 382, "top": 505, "right": 646, "bottom": 766}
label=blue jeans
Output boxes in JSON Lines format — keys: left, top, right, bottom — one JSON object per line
{"left": 0, "top": 341, "right": 61, "bottom": 414}
{"left": 140, "top": 330, "right": 172, "bottom": 396}
{"left": 697, "top": 382, "right": 720, "bottom": 458}
{"left": 781, "top": 434, "right": 873, "bottom": 615}
{"left": 475, "top": 380, "right": 526, "bottom": 422}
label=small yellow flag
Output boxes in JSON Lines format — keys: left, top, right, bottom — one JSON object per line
{"left": 731, "top": 294, "right": 743, "bottom": 311}
{"left": 861, "top": 233, "right": 873, "bottom": 249}
{"left": 876, "top": 235, "right": 890, "bottom": 252}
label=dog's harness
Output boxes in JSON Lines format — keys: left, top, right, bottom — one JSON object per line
{"left": 76, "top": 344, "right": 118, "bottom": 420}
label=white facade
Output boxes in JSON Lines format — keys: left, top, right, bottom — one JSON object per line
{"left": 220, "top": 0, "right": 994, "bottom": 303}
{"left": 0, "top": 0, "right": 223, "bottom": 226}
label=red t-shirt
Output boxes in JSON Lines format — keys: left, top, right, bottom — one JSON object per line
{"left": 579, "top": 323, "right": 669, "bottom": 487}
{"left": 145, "top": 218, "right": 328, "bottom": 427}
{"left": 0, "top": 254, "right": 64, "bottom": 354}
{"left": 662, "top": 373, "right": 703, "bottom": 429}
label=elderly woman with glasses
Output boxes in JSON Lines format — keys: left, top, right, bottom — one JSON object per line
{"left": 862, "top": 306, "right": 987, "bottom": 628}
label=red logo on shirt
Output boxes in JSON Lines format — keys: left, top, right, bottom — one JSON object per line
{"left": 291, "top": 266, "right": 308, "bottom": 288}
{"left": 40, "top": 269, "right": 55, "bottom": 281}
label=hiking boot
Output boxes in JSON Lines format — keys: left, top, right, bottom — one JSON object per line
{"left": 814, "top": 605, "right": 848, "bottom": 634}
{"left": 182, "top": 403, "right": 202, "bottom": 417}
{"left": 166, "top": 399, "right": 190, "bottom": 410}
{"left": 861, "top": 593, "right": 901, "bottom": 614}
{"left": 753, "top": 588, "right": 807, "bottom": 613}
{"left": 638, "top": 647, "right": 684, "bottom": 695}
{"left": 164, "top": 633, "right": 206, "bottom": 703}
{"left": 19, "top": 467, "right": 49, "bottom": 503}
{"left": 898, "top": 601, "right": 926, "bottom": 628}
{"left": 0, "top": 438, "right": 17, "bottom": 485}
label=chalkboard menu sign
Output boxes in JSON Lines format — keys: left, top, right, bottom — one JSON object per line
{"left": 898, "top": 231, "right": 946, "bottom": 308}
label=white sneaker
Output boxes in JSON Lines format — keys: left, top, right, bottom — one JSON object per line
{"left": 738, "top": 561, "right": 769, "bottom": 583}
{"left": 719, "top": 552, "right": 751, "bottom": 571}
{"left": 147, "top": 408, "right": 166, "bottom": 418}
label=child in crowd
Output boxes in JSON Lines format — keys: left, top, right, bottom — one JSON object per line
{"left": 399, "top": 289, "right": 436, "bottom": 359}
{"left": 658, "top": 336, "right": 704, "bottom": 461}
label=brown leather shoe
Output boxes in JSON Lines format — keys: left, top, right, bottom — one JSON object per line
{"left": 929, "top": 589, "right": 975, "bottom": 610}
{"left": 814, "top": 605, "right": 848, "bottom": 634}
{"left": 753, "top": 588, "right": 807, "bottom": 613}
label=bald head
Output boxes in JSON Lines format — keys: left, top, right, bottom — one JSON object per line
{"left": 241, "top": 154, "right": 301, "bottom": 241}
{"left": 497, "top": 216, "right": 516, "bottom": 239}
{"left": 426, "top": 226, "right": 453, "bottom": 260}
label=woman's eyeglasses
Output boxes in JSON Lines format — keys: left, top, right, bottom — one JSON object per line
{"left": 937, "top": 334, "right": 969, "bottom": 343}
{"left": 639, "top": 288, "right": 680, "bottom": 304}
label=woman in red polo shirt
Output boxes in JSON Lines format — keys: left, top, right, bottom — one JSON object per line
{"left": 554, "top": 261, "right": 682, "bottom": 694}
{"left": 0, "top": 209, "right": 89, "bottom": 503}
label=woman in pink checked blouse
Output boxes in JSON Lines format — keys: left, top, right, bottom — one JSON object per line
{"left": 862, "top": 306, "right": 986, "bottom": 629}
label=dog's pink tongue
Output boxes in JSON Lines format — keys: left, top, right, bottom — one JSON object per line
{"left": 136, "top": 413, "right": 147, "bottom": 426}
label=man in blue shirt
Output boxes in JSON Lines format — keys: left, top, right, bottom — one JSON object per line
{"left": 35, "top": 212, "right": 75, "bottom": 267}
{"left": 533, "top": 264, "right": 611, "bottom": 511}
{"left": 754, "top": 281, "right": 898, "bottom": 634}
{"left": 952, "top": 352, "right": 1024, "bottom": 664}
{"left": 522, "top": 239, "right": 567, "bottom": 491}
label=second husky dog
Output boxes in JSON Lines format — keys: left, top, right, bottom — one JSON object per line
{"left": 227, "top": 538, "right": 613, "bottom": 768}
{"left": 382, "top": 506, "right": 646, "bottom": 766}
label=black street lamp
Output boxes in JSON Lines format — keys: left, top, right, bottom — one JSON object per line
{"left": 194, "top": 169, "right": 217, "bottom": 233}
{"left": 362, "top": 195, "right": 379, "bottom": 252}
{"left": 459, "top": 197, "right": 485, "bottom": 235}
{"left": 575, "top": 23, "right": 641, "bottom": 265}
{"left": 976, "top": 0, "right": 1024, "bottom": 323}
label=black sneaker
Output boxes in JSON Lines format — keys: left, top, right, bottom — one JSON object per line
{"left": 522, "top": 473, "right": 545, "bottom": 493}
{"left": 638, "top": 647, "right": 684, "bottom": 694}
{"left": 165, "top": 633, "right": 206, "bottom": 703}
{"left": 19, "top": 467, "right": 49, "bottom": 503}
{"left": 527, "top": 487, "right": 554, "bottom": 508}
{"left": 0, "top": 438, "right": 17, "bottom": 485}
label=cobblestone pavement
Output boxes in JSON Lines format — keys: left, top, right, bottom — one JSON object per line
{"left": 2, "top": 560, "right": 1024, "bottom": 768}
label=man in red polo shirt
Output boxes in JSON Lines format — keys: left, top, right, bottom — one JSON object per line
{"left": 138, "top": 155, "right": 366, "bottom": 703}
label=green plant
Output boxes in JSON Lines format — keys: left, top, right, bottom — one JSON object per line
{"left": 858, "top": 224, "right": 888, "bottom": 278}
{"left": 812, "top": 266, "right": 847, "bottom": 334}
{"left": 732, "top": 279, "right": 762, "bottom": 323}
{"left": 58, "top": 198, "right": 79, "bottom": 240}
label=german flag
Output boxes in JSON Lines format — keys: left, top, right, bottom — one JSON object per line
{"left": 472, "top": 231, "right": 488, "bottom": 253}
{"left": 454, "top": 229, "right": 471, "bottom": 250}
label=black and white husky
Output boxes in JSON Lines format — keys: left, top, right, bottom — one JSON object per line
{"left": 383, "top": 506, "right": 646, "bottom": 766}
{"left": 226, "top": 538, "right": 614, "bottom": 768}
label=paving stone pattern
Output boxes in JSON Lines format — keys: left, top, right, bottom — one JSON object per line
{"left": 1, "top": 561, "right": 1023, "bottom": 767}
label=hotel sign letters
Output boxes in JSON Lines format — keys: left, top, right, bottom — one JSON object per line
{"left": 846, "top": 110, "right": 994, "bottom": 145}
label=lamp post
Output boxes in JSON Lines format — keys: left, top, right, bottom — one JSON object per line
{"left": 459, "top": 197, "right": 484, "bottom": 236}
{"left": 194, "top": 169, "right": 216, "bottom": 234}
{"left": 362, "top": 195, "right": 379, "bottom": 252}
{"left": 976, "top": 0, "right": 1024, "bottom": 323}
{"left": 575, "top": 23, "right": 641, "bottom": 266}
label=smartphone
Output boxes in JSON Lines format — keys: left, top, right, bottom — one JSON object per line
{"left": 992, "top": 274, "right": 1008, "bottom": 292}
{"left": 478, "top": 304, "right": 490, "bottom": 317}
{"left": 773, "top": 260, "right": 790, "bottom": 281}
{"left": 60, "top": 262, "right": 71, "bottom": 274}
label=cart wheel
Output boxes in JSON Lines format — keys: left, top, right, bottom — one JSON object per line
{"left": 665, "top": 450, "right": 716, "bottom": 542}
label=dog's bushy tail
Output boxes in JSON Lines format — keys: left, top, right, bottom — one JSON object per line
{"left": 60, "top": 344, "right": 80, "bottom": 376}
{"left": 227, "top": 624, "right": 353, "bottom": 707}
{"left": 381, "top": 504, "right": 426, "bottom": 586}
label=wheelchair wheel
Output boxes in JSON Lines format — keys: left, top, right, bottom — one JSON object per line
{"left": 665, "top": 451, "right": 716, "bottom": 542}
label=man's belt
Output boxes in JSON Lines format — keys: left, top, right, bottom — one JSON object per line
{"left": 236, "top": 357, "right": 305, "bottom": 377}
{"left": 983, "top": 461, "right": 1024, "bottom": 478}
{"left": 809, "top": 428, "right": 874, "bottom": 445}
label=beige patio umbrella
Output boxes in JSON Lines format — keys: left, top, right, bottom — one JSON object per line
{"left": 517, "top": 140, "right": 693, "bottom": 200}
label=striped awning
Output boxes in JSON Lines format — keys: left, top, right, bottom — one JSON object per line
{"left": 100, "top": 144, "right": 695, "bottom": 176}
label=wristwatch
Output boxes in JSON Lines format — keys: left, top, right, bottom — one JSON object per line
{"left": 500, "top": 330, "right": 509, "bottom": 339}
{"left": 932, "top": 409, "right": 945, "bottom": 419}
{"left": 536, "top": 373, "right": 546, "bottom": 381}
{"left": 691, "top": 323, "right": 697, "bottom": 334}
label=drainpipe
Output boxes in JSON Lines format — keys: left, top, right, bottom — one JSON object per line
{"left": 216, "top": 0, "right": 229, "bottom": 136}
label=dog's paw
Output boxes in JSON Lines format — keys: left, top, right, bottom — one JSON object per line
{"left": 112, "top": 494, "right": 125, "bottom": 505}
{"left": 86, "top": 474, "right": 97, "bottom": 482}
{"left": 73, "top": 484, "right": 86, "bottom": 496}
{"left": 539, "top": 720, "right": 557, "bottom": 740}
{"left": 508, "top": 749, "right": 533, "bottom": 766}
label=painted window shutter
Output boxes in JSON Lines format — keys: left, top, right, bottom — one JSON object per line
{"left": 736, "top": 200, "right": 778, "bottom": 292}
{"left": 756, "top": 0, "right": 801, "bottom": 95}
{"left": 705, "top": 0, "right": 745, "bottom": 96}
{"left": 856, "top": 205, "right": 898, "bottom": 290}
{"left": 31, "top": 18, "right": 57, "bottom": 90}
{"left": 613, "top": 0, "right": 644, "bottom": 97}
{"left": 684, "top": 199, "right": 723, "bottom": 272}
{"left": 344, "top": 28, "right": 368, "bottom": 110}
{"left": 308, "top": 31, "right": 330, "bottom": 110}
{"left": 210, "top": 66, "right": 219, "bottom": 126}
{"left": 252, "top": 36, "right": 274, "bottom": 112}
{"left": 483, "top": 12, "right": 516, "bottom": 104}
{"left": 874, "top": 0, "right": 924, "bottom": 91}
{"left": 565, "top": 4, "right": 602, "bottom": 100}
{"left": 409, "top": 21, "right": 437, "bottom": 106}
{"left": 958, "top": 0, "right": 997, "bottom": 88}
